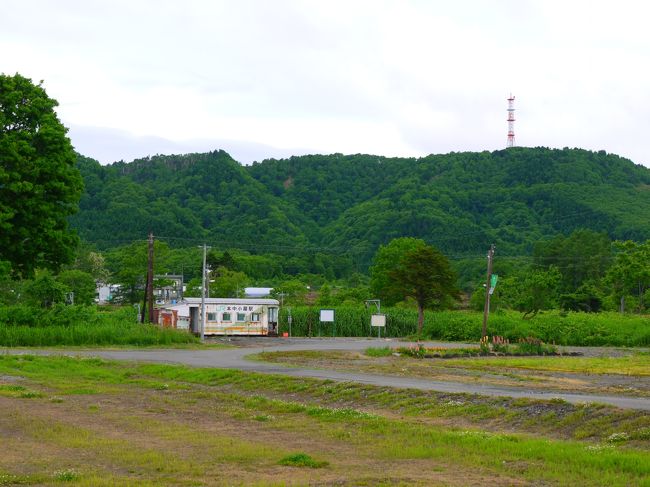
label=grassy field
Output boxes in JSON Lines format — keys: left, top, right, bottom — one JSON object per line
{"left": 0, "top": 355, "right": 648, "bottom": 486}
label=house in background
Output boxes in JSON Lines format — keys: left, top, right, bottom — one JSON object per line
{"left": 95, "top": 284, "right": 120, "bottom": 304}
{"left": 153, "top": 274, "right": 184, "bottom": 304}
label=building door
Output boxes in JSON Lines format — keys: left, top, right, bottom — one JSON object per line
{"left": 268, "top": 307, "right": 278, "bottom": 335}
{"left": 189, "top": 306, "right": 199, "bottom": 334}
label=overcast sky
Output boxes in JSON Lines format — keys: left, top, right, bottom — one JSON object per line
{"left": 2, "top": 0, "right": 649, "bottom": 167}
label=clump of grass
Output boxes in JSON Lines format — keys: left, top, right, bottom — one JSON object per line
{"left": 278, "top": 453, "right": 328, "bottom": 468}
{"left": 19, "top": 390, "right": 43, "bottom": 398}
{"left": 53, "top": 468, "right": 80, "bottom": 481}
{"left": 0, "top": 384, "right": 25, "bottom": 392}
{"left": 631, "top": 428, "right": 650, "bottom": 441}
{"left": 306, "top": 406, "right": 379, "bottom": 421}
{"left": 253, "top": 414, "right": 274, "bottom": 422}
{"left": 0, "top": 474, "right": 19, "bottom": 486}
{"left": 606, "top": 432, "right": 630, "bottom": 443}
{"left": 365, "top": 346, "right": 393, "bottom": 357}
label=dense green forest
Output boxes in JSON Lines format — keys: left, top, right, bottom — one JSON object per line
{"left": 70, "top": 147, "right": 650, "bottom": 281}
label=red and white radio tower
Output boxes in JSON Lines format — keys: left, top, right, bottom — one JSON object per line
{"left": 506, "top": 94, "right": 515, "bottom": 148}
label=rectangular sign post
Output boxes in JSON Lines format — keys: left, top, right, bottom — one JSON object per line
{"left": 320, "top": 309, "right": 335, "bottom": 337}
{"left": 370, "top": 313, "right": 386, "bottom": 338}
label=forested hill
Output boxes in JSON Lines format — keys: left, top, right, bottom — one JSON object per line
{"left": 72, "top": 147, "right": 650, "bottom": 265}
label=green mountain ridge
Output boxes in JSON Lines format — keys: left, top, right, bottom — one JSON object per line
{"left": 71, "top": 147, "right": 650, "bottom": 271}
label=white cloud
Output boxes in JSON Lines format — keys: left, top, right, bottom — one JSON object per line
{"left": 1, "top": 0, "right": 649, "bottom": 166}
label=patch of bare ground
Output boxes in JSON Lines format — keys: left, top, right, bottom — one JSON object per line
{"left": 0, "top": 384, "right": 527, "bottom": 486}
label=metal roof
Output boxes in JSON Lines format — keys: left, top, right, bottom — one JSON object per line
{"left": 182, "top": 297, "right": 279, "bottom": 305}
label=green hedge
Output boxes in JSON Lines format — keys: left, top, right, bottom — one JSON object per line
{"left": 278, "top": 307, "right": 650, "bottom": 347}
{"left": 0, "top": 305, "right": 198, "bottom": 346}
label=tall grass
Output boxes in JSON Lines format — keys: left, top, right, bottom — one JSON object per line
{"left": 280, "top": 306, "right": 417, "bottom": 338}
{"left": 0, "top": 305, "right": 197, "bottom": 346}
{"left": 279, "top": 307, "right": 650, "bottom": 346}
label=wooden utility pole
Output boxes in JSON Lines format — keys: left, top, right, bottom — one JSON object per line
{"left": 146, "top": 232, "right": 155, "bottom": 323}
{"left": 140, "top": 232, "right": 155, "bottom": 323}
{"left": 481, "top": 244, "right": 495, "bottom": 339}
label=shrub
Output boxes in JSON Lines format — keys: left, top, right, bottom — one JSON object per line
{"left": 365, "top": 347, "right": 393, "bottom": 357}
{"left": 278, "top": 453, "right": 328, "bottom": 468}
{"left": 0, "top": 305, "right": 197, "bottom": 346}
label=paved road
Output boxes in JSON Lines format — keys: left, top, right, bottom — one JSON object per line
{"left": 5, "top": 338, "right": 650, "bottom": 410}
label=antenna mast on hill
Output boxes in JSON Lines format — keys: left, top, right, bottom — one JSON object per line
{"left": 507, "top": 94, "right": 516, "bottom": 148}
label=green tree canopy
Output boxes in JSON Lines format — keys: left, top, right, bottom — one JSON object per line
{"left": 208, "top": 267, "right": 250, "bottom": 298}
{"left": 605, "top": 240, "right": 650, "bottom": 312}
{"left": 23, "top": 271, "right": 68, "bottom": 308}
{"left": 500, "top": 267, "right": 561, "bottom": 318}
{"left": 57, "top": 269, "right": 97, "bottom": 305}
{"left": 371, "top": 238, "right": 458, "bottom": 333}
{"left": 370, "top": 237, "right": 426, "bottom": 306}
{"left": 0, "top": 74, "right": 83, "bottom": 277}
{"left": 533, "top": 229, "right": 612, "bottom": 291}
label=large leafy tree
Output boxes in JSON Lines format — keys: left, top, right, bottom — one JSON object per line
{"left": 0, "top": 74, "right": 83, "bottom": 277}
{"left": 499, "top": 267, "right": 561, "bottom": 318}
{"left": 371, "top": 238, "right": 458, "bottom": 334}
{"left": 605, "top": 240, "right": 650, "bottom": 312}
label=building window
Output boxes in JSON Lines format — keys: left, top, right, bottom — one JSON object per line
{"left": 250, "top": 313, "right": 261, "bottom": 322}
{"left": 236, "top": 312, "right": 246, "bottom": 322}
{"left": 222, "top": 312, "right": 231, "bottom": 322}
{"left": 207, "top": 312, "right": 217, "bottom": 321}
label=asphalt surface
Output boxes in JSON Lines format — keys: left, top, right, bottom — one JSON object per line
{"left": 5, "top": 338, "right": 650, "bottom": 411}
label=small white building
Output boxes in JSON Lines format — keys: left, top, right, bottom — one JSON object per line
{"left": 95, "top": 284, "right": 120, "bottom": 304}
{"left": 156, "top": 297, "right": 279, "bottom": 336}
{"left": 244, "top": 287, "right": 273, "bottom": 298}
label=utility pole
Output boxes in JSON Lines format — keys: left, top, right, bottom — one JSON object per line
{"left": 147, "top": 232, "right": 155, "bottom": 323}
{"left": 482, "top": 244, "right": 495, "bottom": 339}
{"left": 200, "top": 243, "right": 211, "bottom": 341}
{"left": 141, "top": 233, "right": 153, "bottom": 323}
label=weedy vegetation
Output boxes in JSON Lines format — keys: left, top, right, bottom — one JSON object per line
{"left": 0, "top": 306, "right": 198, "bottom": 347}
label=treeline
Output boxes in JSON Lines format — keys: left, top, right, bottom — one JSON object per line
{"left": 12, "top": 228, "right": 645, "bottom": 317}
{"left": 480, "top": 230, "right": 650, "bottom": 315}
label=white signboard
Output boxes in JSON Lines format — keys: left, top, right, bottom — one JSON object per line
{"left": 370, "top": 314, "right": 386, "bottom": 327}
{"left": 320, "top": 309, "right": 335, "bottom": 322}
